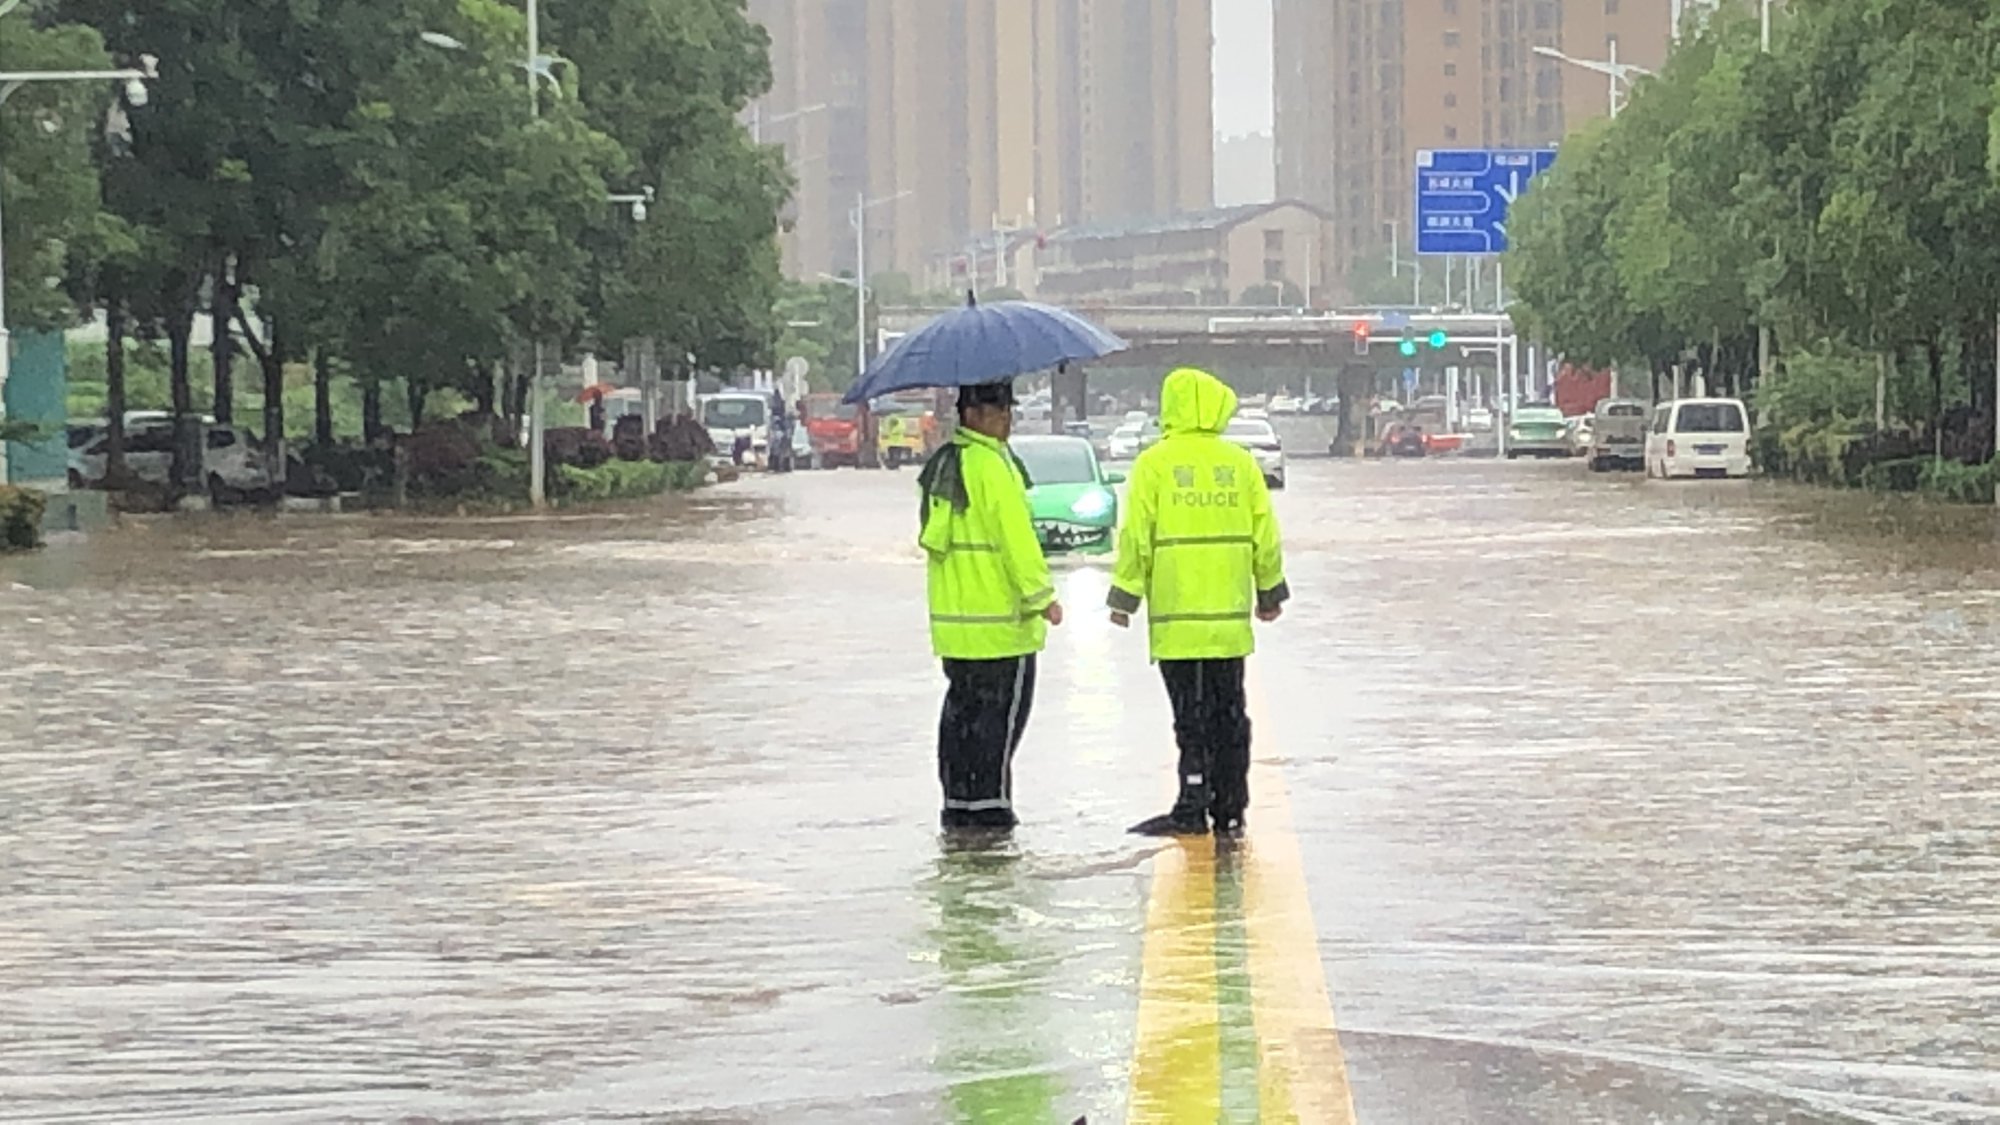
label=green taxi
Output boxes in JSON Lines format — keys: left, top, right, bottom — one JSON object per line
{"left": 1009, "top": 435, "right": 1123, "bottom": 556}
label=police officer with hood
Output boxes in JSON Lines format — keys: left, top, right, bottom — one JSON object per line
{"left": 918, "top": 380, "right": 1064, "bottom": 831}
{"left": 1108, "top": 367, "right": 1289, "bottom": 836}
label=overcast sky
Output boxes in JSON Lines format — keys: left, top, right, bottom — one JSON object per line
{"left": 1213, "top": 0, "right": 1274, "bottom": 138}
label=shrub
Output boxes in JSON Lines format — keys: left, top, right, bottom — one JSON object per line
{"left": 1919, "top": 458, "right": 1998, "bottom": 505}
{"left": 0, "top": 486, "right": 47, "bottom": 552}
{"left": 552, "top": 459, "right": 705, "bottom": 503}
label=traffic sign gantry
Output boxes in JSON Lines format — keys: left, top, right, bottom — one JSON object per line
{"left": 1414, "top": 148, "right": 1558, "bottom": 255}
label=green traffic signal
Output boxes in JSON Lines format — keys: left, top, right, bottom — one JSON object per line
{"left": 1399, "top": 338, "right": 1417, "bottom": 357}
{"left": 1428, "top": 330, "right": 1448, "bottom": 348}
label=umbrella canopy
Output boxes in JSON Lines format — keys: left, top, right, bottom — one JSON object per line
{"left": 841, "top": 298, "right": 1126, "bottom": 405}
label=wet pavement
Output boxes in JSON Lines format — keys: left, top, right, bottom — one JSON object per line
{"left": 4, "top": 459, "right": 2000, "bottom": 1122}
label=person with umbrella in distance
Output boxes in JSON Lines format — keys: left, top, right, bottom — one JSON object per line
{"left": 917, "top": 380, "right": 1063, "bottom": 832}
{"left": 845, "top": 294, "right": 1127, "bottom": 833}
{"left": 1107, "top": 367, "right": 1290, "bottom": 837}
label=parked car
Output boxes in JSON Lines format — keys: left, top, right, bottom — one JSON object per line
{"left": 1565, "top": 414, "right": 1594, "bottom": 457}
{"left": 1107, "top": 419, "right": 1145, "bottom": 461}
{"left": 1505, "top": 404, "right": 1570, "bottom": 459}
{"left": 1010, "top": 434, "right": 1123, "bottom": 556}
{"left": 1587, "top": 398, "right": 1649, "bottom": 472}
{"left": 1223, "top": 416, "right": 1287, "bottom": 489}
{"left": 1647, "top": 397, "right": 1753, "bottom": 479}
{"left": 70, "top": 421, "right": 275, "bottom": 494}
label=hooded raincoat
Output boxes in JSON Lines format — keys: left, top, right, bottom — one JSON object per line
{"left": 920, "top": 427, "right": 1057, "bottom": 659}
{"left": 1108, "top": 368, "right": 1289, "bottom": 660}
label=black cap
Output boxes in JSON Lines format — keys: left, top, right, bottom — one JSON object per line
{"left": 957, "top": 382, "right": 1017, "bottom": 410}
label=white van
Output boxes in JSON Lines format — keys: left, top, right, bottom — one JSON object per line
{"left": 1646, "top": 398, "right": 1753, "bottom": 479}
{"left": 699, "top": 391, "right": 772, "bottom": 463}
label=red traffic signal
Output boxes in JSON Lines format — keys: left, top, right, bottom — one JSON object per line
{"left": 1351, "top": 319, "right": 1370, "bottom": 339}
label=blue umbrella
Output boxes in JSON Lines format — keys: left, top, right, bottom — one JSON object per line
{"left": 842, "top": 298, "right": 1127, "bottom": 405}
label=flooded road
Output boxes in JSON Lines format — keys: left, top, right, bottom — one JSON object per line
{"left": 4, "top": 459, "right": 2000, "bottom": 1122}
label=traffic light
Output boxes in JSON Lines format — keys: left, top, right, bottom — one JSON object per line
{"left": 1428, "top": 329, "right": 1449, "bottom": 349}
{"left": 1398, "top": 335, "right": 1417, "bottom": 357}
{"left": 1352, "top": 320, "right": 1370, "bottom": 356}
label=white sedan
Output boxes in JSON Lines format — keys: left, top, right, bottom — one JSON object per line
{"left": 1223, "top": 417, "right": 1286, "bottom": 489}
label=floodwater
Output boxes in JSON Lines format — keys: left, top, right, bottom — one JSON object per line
{"left": 3, "top": 459, "right": 1999, "bottom": 1123}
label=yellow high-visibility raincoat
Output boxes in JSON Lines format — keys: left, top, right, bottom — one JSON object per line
{"left": 1108, "top": 367, "right": 1289, "bottom": 659}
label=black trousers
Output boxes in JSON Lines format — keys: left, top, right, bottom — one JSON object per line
{"left": 938, "top": 655, "right": 1038, "bottom": 827}
{"left": 1161, "top": 658, "right": 1252, "bottom": 823}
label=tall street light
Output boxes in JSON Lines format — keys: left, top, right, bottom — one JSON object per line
{"left": 848, "top": 190, "right": 912, "bottom": 382}
{"left": 749, "top": 102, "right": 826, "bottom": 145}
{"left": 1533, "top": 44, "right": 1652, "bottom": 119}
{"left": 0, "top": 24, "right": 157, "bottom": 484}
{"left": 422, "top": 4, "right": 580, "bottom": 507}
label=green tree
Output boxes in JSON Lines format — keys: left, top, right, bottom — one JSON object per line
{"left": 0, "top": 3, "right": 113, "bottom": 331}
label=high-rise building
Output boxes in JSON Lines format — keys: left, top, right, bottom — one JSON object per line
{"left": 750, "top": 0, "right": 1214, "bottom": 282}
{"left": 1274, "top": 0, "right": 1672, "bottom": 299}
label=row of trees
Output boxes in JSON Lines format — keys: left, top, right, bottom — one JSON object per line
{"left": 1502, "top": 0, "right": 2000, "bottom": 471}
{"left": 2, "top": 0, "right": 786, "bottom": 478}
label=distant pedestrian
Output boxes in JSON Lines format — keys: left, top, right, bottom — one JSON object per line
{"left": 769, "top": 392, "right": 793, "bottom": 473}
{"left": 918, "top": 380, "right": 1063, "bottom": 832}
{"left": 1108, "top": 367, "right": 1289, "bottom": 837}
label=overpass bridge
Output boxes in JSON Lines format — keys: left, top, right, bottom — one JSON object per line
{"left": 877, "top": 306, "right": 1529, "bottom": 379}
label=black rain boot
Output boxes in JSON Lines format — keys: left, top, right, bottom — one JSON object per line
{"left": 1129, "top": 775, "right": 1211, "bottom": 837}
{"left": 1129, "top": 811, "right": 1210, "bottom": 837}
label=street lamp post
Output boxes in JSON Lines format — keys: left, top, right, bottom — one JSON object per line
{"left": 1533, "top": 44, "right": 1652, "bottom": 119}
{"left": 749, "top": 101, "right": 826, "bottom": 145}
{"left": 425, "top": 3, "right": 588, "bottom": 508}
{"left": 0, "top": 41, "right": 157, "bottom": 484}
{"left": 849, "top": 190, "right": 912, "bottom": 381}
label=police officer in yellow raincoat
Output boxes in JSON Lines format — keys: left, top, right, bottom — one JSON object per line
{"left": 918, "top": 381, "right": 1065, "bottom": 831}
{"left": 1107, "top": 367, "right": 1289, "bottom": 836}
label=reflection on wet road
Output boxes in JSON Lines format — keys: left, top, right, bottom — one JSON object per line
{"left": 4, "top": 459, "right": 1999, "bottom": 1122}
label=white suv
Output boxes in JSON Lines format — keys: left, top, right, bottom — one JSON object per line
{"left": 71, "top": 421, "right": 275, "bottom": 493}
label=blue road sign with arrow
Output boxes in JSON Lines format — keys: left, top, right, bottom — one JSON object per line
{"left": 1414, "top": 148, "right": 1558, "bottom": 255}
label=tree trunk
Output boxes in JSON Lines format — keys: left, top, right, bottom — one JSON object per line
{"left": 405, "top": 378, "right": 427, "bottom": 432}
{"left": 212, "top": 265, "right": 236, "bottom": 425}
{"left": 362, "top": 381, "right": 384, "bottom": 444}
{"left": 167, "top": 309, "right": 198, "bottom": 492}
{"left": 314, "top": 350, "right": 334, "bottom": 446}
{"left": 262, "top": 316, "right": 286, "bottom": 488}
{"left": 473, "top": 362, "right": 496, "bottom": 415}
{"left": 1928, "top": 340, "right": 1944, "bottom": 442}
{"left": 106, "top": 301, "right": 129, "bottom": 479}
{"left": 1964, "top": 316, "right": 1995, "bottom": 462}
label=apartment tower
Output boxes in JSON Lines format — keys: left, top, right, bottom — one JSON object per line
{"left": 751, "top": 0, "right": 1214, "bottom": 281}
{"left": 1274, "top": 0, "right": 1671, "bottom": 297}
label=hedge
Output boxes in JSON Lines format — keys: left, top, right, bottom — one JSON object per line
{"left": 553, "top": 459, "right": 707, "bottom": 503}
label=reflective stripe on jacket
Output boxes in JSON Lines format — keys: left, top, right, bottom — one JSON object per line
{"left": 921, "top": 428, "right": 1057, "bottom": 659}
{"left": 1109, "top": 367, "right": 1288, "bottom": 660}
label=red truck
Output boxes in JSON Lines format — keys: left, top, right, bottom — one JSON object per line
{"left": 804, "top": 393, "right": 863, "bottom": 469}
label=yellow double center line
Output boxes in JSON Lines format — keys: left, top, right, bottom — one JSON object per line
{"left": 1128, "top": 675, "right": 1358, "bottom": 1124}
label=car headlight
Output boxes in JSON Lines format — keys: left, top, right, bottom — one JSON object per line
{"left": 1070, "top": 490, "right": 1113, "bottom": 519}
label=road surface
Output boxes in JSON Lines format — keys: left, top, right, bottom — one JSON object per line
{"left": 3, "top": 459, "right": 1998, "bottom": 1122}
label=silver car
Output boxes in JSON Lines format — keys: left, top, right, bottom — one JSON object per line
{"left": 1223, "top": 416, "right": 1286, "bottom": 489}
